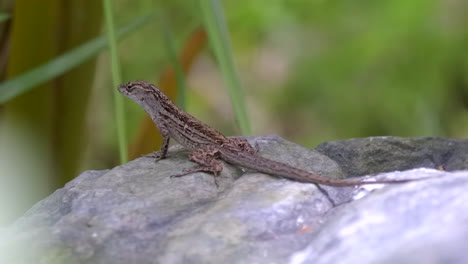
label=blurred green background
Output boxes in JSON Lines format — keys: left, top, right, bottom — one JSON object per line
{"left": 0, "top": 0, "right": 467, "bottom": 225}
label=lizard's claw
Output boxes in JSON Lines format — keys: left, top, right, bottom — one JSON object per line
{"left": 254, "top": 142, "right": 261, "bottom": 153}
{"left": 170, "top": 169, "right": 194, "bottom": 178}
{"left": 170, "top": 167, "right": 221, "bottom": 188}
{"left": 143, "top": 151, "right": 164, "bottom": 162}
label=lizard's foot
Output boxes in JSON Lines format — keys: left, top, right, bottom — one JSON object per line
{"left": 174, "top": 147, "right": 224, "bottom": 187}
{"left": 143, "top": 151, "right": 165, "bottom": 162}
{"left": 171, "top": 166, "right": 221, "bottom": 187}
{"left": 254, "top": 142, "right": 260, "bottom": 153}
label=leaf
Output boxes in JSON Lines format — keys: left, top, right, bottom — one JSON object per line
{"left": 0, "top": 13, "right": 10, "bottom": 23}
{"left": 199, "top": 0, "right": 251, "bottom": 134}
{"left": 0, "top": 13, "right": 156, "bottom": 104}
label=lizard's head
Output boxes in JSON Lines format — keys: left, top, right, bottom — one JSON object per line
{"left": 118, "top": 80, "right": 155, "bottom": 97}
{"left": 118, "top": 80, "right": 170, "bottom": 115}
{"left": 118, "top": 80, "right": 167, "bottom": 103}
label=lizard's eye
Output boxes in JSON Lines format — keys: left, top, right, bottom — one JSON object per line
{"left": 139, "top": 97, "right": 145, "bottom": 102}
{"left": 127, "top": 84, "right": 142, "bottom": 92}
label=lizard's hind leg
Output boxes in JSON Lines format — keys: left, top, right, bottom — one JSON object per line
{"left": 171, "top": 146, "right": 223, "bottom": 187}
{"left": 224, "top": 138, "right": 257, "bottom": 155}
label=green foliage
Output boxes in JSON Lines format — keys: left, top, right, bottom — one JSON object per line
{"left": 269, "top": 0, "right": 468, "bottom": 144}
{"left": 199, "top": 0, "right": 251, "bottom": 135}
{"left": 0, "top": 13, "right": 10, "bottom": 23}
{"left": 103, "top": 0, "right": 127, "bottom": 163}
{"left": 0, "top": 14, "right": 155, "bottom": 103}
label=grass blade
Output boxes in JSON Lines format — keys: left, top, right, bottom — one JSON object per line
{"left": 199, "top": 0, "right": 251, "bottom": 135}
{"left": 103, "top": 0, "right": 127, "bottom": 163}
{"left": 0, "top": 12, "right": 10, "bottom": 22}
{"left": 0, "top": 13, "right": 155, "bottom": 104}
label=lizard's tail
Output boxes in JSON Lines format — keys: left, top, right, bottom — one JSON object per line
{"left": 220, "top": 150, "right": 416, "bottom": 187}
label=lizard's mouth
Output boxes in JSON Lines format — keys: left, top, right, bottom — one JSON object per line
{"left": 118, "top": 83, "right": 127, "bottom": 93}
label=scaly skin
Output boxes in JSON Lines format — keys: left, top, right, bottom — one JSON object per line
{"left": 118, "top": 80, "right": 417, "bottom": 187}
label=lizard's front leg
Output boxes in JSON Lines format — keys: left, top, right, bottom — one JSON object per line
{"left": 171, "top": 146, "right": 224, "bottom": 187}
{"left": 144, "top": 128, "right": 170, "bottom": 161}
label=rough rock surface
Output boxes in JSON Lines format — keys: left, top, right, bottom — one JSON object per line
{"left": 1, "top": 136, "right": 467, "bottom": 264}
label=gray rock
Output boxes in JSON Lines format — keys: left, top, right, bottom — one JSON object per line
{"left": 315, "top": 136, "right": 468, "bottom": 176}
{"left": 1, "top": 136, "right": 467, "bottom": 264}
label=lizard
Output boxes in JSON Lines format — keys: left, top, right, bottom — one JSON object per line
{"left": 118, "top": 80, "right": 419, "bottom": 187}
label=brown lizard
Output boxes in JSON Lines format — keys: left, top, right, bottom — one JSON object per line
{"left": 118, "top": 80, "right": 418, "bottom": 187}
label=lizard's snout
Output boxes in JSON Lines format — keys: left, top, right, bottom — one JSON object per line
{"left": 117, "top": 83, "right": 126, "bottom": 92}
{"left": 118, "top": 82, "right": 134, "bottom": 94}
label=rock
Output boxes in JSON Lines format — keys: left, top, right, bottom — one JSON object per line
{"left": 1, "top": 136, "right": 467, "bottom": 264}
{"left": 315, "top": 136, "right": 468, "bottom": 176}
